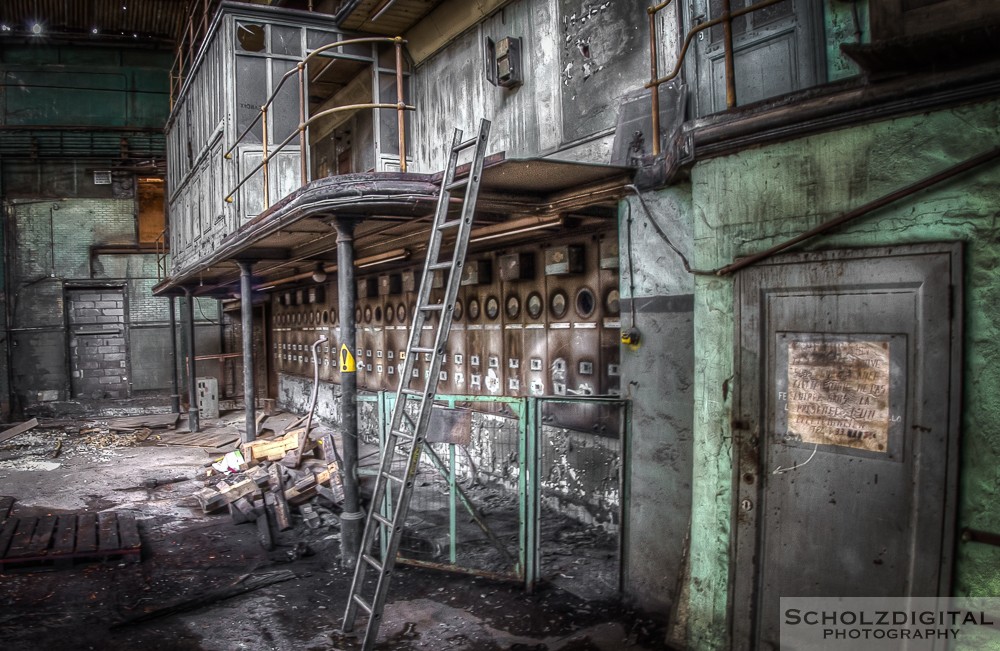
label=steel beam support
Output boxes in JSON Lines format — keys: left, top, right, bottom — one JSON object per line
{"left": 237, "top": 260, "right": 257, "bottom": 443}
{"left": 335, "top": 218, "right": 364, "bottom": 567}
{"left": 168, "top": 295, "right": 181, "bottom": 414}
{"left": 183, "top": 288, "right": 200, "bottom": 433}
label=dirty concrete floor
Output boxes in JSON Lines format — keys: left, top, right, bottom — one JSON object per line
{"left": 0, "top": 412, "right": 673, "bottom": 651}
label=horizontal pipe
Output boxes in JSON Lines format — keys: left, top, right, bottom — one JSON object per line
{"left": 962, "top": 528, "right": 1000, "bottom": 548}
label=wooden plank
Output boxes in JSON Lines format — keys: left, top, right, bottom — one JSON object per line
{"left": 0, "top": 418, "right": 39, "bottom": 444}
{"left": 105, "top": 413, "right": 179, "bottom": 430}
{"left": 98, "top": 512, "right": 120, "bottom": 552}
{"left": 0, "top": 518, "right": 20, "bottom": 557}
{"left": 6, "top": 517, "right": 38, "bottom": 558}
{"left": 256, "top": 491, "right": 274, "bottom": 550}
{"left": 52, "top": 515, "right": 78, "bottom": 555}
{"left": 117, "top": 514, "right": 141, "bottom": 551}
{"left": 267, "top": 464, "right": 292, "bottom": 531}
{"left": 0, "top": 496, "right": 14, "bottom": 523}
{"left": 76, "top": 513, "right": 98, "bottom": 554}
{"left": 26, "top": 515, "right": 57, "bottom": 556}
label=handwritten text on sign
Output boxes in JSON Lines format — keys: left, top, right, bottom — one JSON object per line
{"left": 784, "top": 340, "right": 890, "bottom": 453}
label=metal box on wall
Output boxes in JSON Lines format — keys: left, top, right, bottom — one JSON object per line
{"left": 544, "top": 245, "right": 584, "bottom": 276}
{"left": 461, "top": 259, "right": 492, "bottom": 286}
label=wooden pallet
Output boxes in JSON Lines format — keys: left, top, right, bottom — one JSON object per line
{"left": 158, "top": 429, "right": 240, "bottom": 449}
{"left": 0, "top": 511, "right": 141, "bottom": 570}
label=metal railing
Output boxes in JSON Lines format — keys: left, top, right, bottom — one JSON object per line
{"left": 645, "top": 0, "right": 788, "bottom": 155}
{"left": 354, "top": 391, "right": 631, "bottom": 590}
{"left": 154, "top": 228, "right": 169, "bottom": 281}
{"left": 224, "top": 36, "right": 415, "bottom": 211}
{"left": 169, "top": 0, "right": 223, "bottom": 108}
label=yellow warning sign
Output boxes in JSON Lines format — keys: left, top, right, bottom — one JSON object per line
{"left": 340, "top": 344, "right": 356, "bottom": 373}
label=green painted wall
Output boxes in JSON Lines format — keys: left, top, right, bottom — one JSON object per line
{"left": 0, "top": 43, "right": 171, "bottom": 128}
{"left": 680, "top": 99, "right": 1000, "bottom": 649}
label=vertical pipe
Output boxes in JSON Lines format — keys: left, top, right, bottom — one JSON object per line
{"left": 394, "top": 38, "right": 407, "bottom": 172}
{"left": 335, "top": 218, "right": 363, "bottom": 568}
{"left": 168, "top": 295, "right": 181, "bottom": 414}
{"left": 298, "top": 63, "right": 308, "bottom": 183}
{"left": 238, "top": 261, "right": 257, "bottom": 443}
{"left": 261, "top": 107, "right": 270, "bottom": 210}
{"left": 647, "top": 7, "right": 661, "bottom": 156}
{"left": 184, "top": 288, "right": 200, "bottom": 433}
{"left": 722, "top": 0, "right": 737, "bottom": 108}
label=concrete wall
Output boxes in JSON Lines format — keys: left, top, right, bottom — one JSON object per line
{"left": 618, "top": 187, "right": 696, "bottom": 615}
{"left": 684, "top": 99, "right": 1000, "bottom": 649}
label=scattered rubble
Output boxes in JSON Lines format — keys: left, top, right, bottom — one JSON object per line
{"left": 192, "top": 415, "right": 346, "bottom": 553}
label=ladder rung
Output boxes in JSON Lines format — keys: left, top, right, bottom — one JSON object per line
{"left": 411, "top": 346, "right": 434, "bottom": 354}
{"left": 437, "top": 219, "right": 462, "bottom": 230}
{"left": 420, "top": 303, "right": 444, "bottom": 312}
{"left": 389, "top": 427, "right": 415, "bottom": 439}
{"left": 428, "top": 261, "right": 452, "bottom": 271}
{"left": 445, "top": 178, "right": 468, "bottom": 192}
{"left": 352, "top": 593, "right": 373, "bottom": 614}
{"left": 362, "top": 554, "right": 384, "bottom": 573}
{"left": 400, "top": 388, "right": 425, "bottom": 397}
{"left": 453, "top": 137, "right": 477, "bottom": 152}
{"left": 382, "top": 471, "right": 403, "bottom": 483}
{"left": 371, "top": 511, "right": 392, "bottom": 527}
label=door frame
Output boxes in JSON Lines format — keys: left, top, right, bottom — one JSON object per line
{"left": 729, "top": 243, "right": 963, "bottom": 648}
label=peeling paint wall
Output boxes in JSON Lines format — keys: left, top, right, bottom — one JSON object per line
{"left": 685, "top": 100, "right": 1000, "bottom": 649}
{"left": 408, "top": 0, "right": 678, "bottom": 169}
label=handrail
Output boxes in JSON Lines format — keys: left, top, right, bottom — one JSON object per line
{"left": 224, "top": 102, "right": 416, "bottom": 203}
{"left": 645, "top": 0, "right": 789, "bottom": 155}
{"left": 154, "top": 228, "right": 169, "bottom": 281}
{"left": 224, "top": 35, "right": 413, "bottom": 209}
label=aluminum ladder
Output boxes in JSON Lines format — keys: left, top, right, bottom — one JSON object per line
{"left": 341, "top": 119, "right": 492, "bottom": 651}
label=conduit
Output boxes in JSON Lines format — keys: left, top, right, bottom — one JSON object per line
{"left": 715, "top": 145, "right": 1000, "bottom": 275}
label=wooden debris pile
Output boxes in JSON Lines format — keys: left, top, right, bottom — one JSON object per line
{"left": 193, "top": 414, "right": 344, "bottom": 550}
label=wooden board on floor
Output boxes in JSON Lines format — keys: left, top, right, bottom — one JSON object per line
{"left": 0, "top": 418, "right": 39, "bottom": 444}
{"left": 0, "top": 497, "right": 14, "bottom": 523}
{"left": 0, "top": 511, "right": 140, "bottom": 570}
{"left": 157, "top": 429, "right": 240, "bottom": 449}
{"left": 105, "top": 413, "right": 179, "bottom": 431}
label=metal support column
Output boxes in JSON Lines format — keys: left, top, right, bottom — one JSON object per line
{"left": 335, "top": 218, "right": 363, "bottom": 568}
{"left": 168, "top": 295, "right": 181, "bottom": 414}
{"left": 237, "top": 260, "right": 257, "bottom": 443}
{"left": 183, "top": 288, "right": 200, "bottom": 433}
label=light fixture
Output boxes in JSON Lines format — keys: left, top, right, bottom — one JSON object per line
{"left": 356, "top": 248, "right": 410, "bottom": 268}
{"left": 30, "top": 22, "right": 42, "bottom": 35}
{"left": 311, "top": 264, "right": 327, "bottom": 283}
{"left": 469, "top": 216, "right": 564, "bottom": 243}
{"left": 91, "top": 27, "right": 99, "bottom": 34}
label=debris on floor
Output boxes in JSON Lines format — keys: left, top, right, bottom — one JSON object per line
{"left": 192, "top": 415, "right": 345, "bottom": 553}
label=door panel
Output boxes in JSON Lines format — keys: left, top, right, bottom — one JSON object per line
{"left": 692, "top": 0, "right": 823, "bottom": 115}
{"left": 67, "top": 287, "right": 130, "bottom": 400}
{"left": 733, "top": 245, "right": 962, "bottom": 650}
